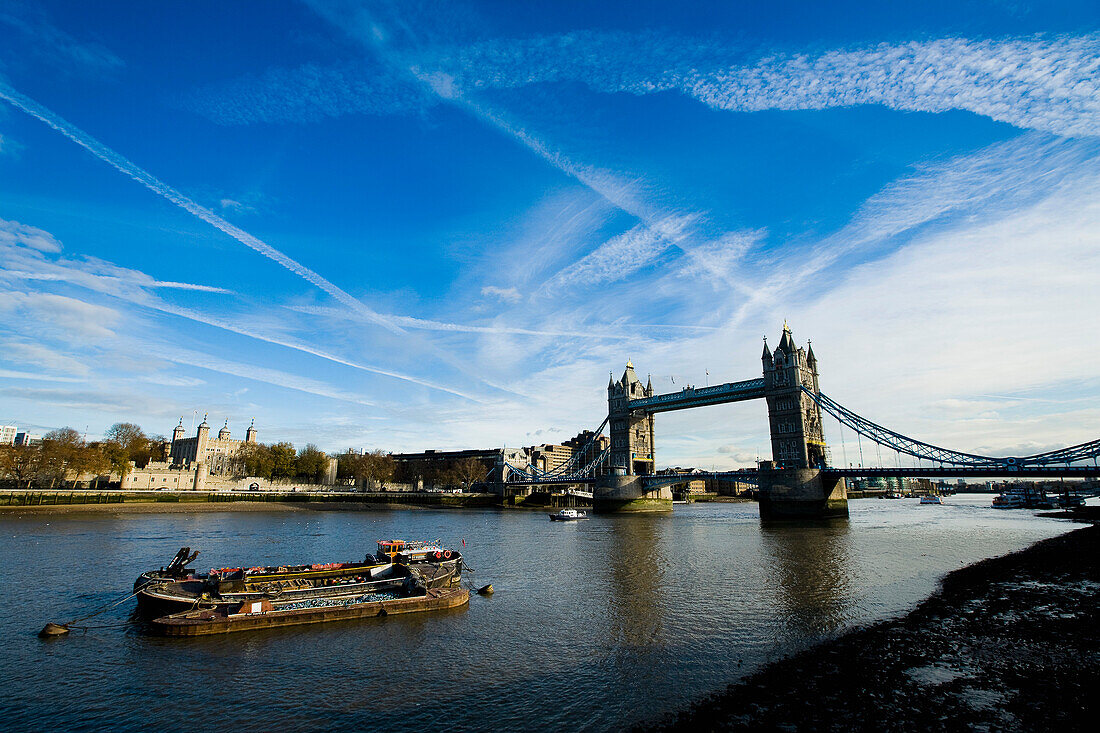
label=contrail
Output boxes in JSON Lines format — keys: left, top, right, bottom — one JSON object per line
{"left": 0, "top": 82, "right": 403, "bottom": 334}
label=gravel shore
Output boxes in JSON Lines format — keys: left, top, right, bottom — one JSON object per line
{"left": 649, "top": 522, "right": 1100, "bottom": 731}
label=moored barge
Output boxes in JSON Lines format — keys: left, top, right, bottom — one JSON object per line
{"left": 136, "top": 540, "right": 465, "bottom": 615}
{"left": 151, "top": 586, "right": 469, "bottom": 636}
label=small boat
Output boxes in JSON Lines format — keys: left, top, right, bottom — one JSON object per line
{"left": 919, "top": 495, "right": 942, "bottom": 505}
{"left": 549, "top": 508, "right": 587, "bottom": 521}
{"left": 1055, "top": 493, "right": 1086, "bottom": 509}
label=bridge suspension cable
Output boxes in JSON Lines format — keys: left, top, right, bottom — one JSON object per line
{"left": 504, "top": 416, "right": 611, "bottom": 483}
{"left": 804, "top": 387, "right": 1100, "bottom": 469}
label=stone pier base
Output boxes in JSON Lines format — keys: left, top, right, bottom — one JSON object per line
{"left": 757, "top": 467, "right": 848, "bottom": 520}
{"left": 593, "top": 476, "right": 673, "bottom": 513}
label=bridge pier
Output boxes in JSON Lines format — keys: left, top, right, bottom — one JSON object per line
{"left": 593, "top": 475, "right": 673, "bottom": 513}
{"left": 757, "top": 465, "right": 848, "bottom": 520}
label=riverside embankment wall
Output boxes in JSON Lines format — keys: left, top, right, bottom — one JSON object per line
{"left": 0, "top": 490, "right": 499, "bottom": 509}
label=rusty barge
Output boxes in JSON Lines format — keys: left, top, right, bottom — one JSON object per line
{"left": 136, "top": 540, "right": 465, "bottom": 616}
{"left": 151, "top": 586, "right": 469, "bottom": 636}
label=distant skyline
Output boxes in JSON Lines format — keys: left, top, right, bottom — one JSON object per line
{"left": 2, "top": 1, "right": 1100, "bottom": 467}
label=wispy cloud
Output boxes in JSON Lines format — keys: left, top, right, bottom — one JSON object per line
{"left": 0, "top": 291, "right": 118, "bottom": 340}
{"left": 0, "top": 368, "right": 85, "bottom": 384}
{"left": 206, "top": 26, "right": 1100, "bottom": 139}
{"left": 152, "top": 280, "right": 233, "bottom": 293}
{"left": 287, "top": 304, "right": 713, "bottom": 338}
{"left": 539, "top": 215, "right": 695, "bottom": 292}
{"left": 0, "top": 4, "right": 124, "bottom": 75}
{"left": 0, "top": 132, "right": 24, "bottom": 157}
{"left": 0, "top": 218, "right": 63, "bottom": 253}
{"left": 0, "top": 386, "right": 174, "bottom": 418}
{"left": 480, "top": 285, "right": 521, "bottom": 303}
{"left": 416, "top": 31, "right": 1100, "bottom": 137}
{"left": 689, "top": 36, "right": 1100, "bottom": 138}
{"left": 727, "top": 134, "right": 1100, "bottom": 331}
{"left": 0, "top": 216, "right": 483, "bottom": 401}
{"left": 0, "top": 83, "right": 403, "bottom": 334}
{"left": 145, "top": 344, "right": 378, "bottom": 408}
{"left": 181, "top": 62, "right": 434, "bottom": 125}
{"left": 0, "top": 340, "right": 90, "bottom": 376}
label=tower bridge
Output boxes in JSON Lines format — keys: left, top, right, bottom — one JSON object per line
{"left": 503, "top": 324, "right": 1100, "bottom": 516}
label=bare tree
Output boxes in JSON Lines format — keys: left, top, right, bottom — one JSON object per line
{"left": 0, "top": 444, "right": 40, "bottom": 488}
{"left": 41, "top": 428, "right": 84, "bottom": 488}
{"left": 452, "top": 457, "right": 488, "bottom": 492}
{"left": 84, "top": 443, "right": 111, "bottom": 489}
{"left": 367, "top": 450, "right": 395, "bottom": 487}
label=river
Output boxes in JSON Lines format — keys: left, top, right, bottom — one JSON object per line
{"left": 0, "top": 495, "right": 1076, "bottom": 731}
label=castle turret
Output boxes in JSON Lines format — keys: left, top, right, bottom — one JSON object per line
{"left": 218, "top": 419, "right": 231, "bottom": 441}
{"left": 172, "top": 417, "right": 185, "bottom": 444}
{"left": 195, "top": 413, "right": 210, "bottom": 462}
{"left": 245, "top": 418, "right": 257, "bottom": 443}
{"left": 761, "top": 337, "right": 773, "bottom": 368}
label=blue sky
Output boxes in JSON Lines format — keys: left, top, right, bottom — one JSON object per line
{"left": 2, "top": 0, "right": 1100, "bottom": 467}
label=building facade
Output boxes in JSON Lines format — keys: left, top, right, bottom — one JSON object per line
{"left": 169, "top": 415, "right": 257, "bottom": 475}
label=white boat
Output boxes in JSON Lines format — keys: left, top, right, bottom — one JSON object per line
{"left": 919, "top": 495, "right": 942, "bottom": 505}
{"left": 992, "top": 486, "right": 1053, "bottom": 509}
{"left": 549, "top": 508, "right": 587, "bottom": 521}
{"left": 992, "top": 493, "right": 1026, "bottom": 509}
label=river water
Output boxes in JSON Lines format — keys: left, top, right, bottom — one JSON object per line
{"left": 0, "top": 496, "right": 1078, "bottom": 731}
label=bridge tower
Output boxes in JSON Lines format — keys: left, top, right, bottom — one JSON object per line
{"left": 758, "top": 324, "right": 847, "bottom": 519}
{"left": 762, "top": 323, "right": 827, "bottom": 469}
{"left": 608, "top": 361, "right": 655, "bottom": 476}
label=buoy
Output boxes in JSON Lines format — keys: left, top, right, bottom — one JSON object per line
{"left": 39, "top": 623, "right": 70, "bottom": 638}
{"left": 477, "top": 584, "right": 494, "bottom": 596}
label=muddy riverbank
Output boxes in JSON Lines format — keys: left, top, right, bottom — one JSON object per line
{"left": 650, "top": 521, "right": 1100, "bottom": 731}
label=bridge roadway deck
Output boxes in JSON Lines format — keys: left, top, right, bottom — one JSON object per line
{"left": 823, "top": 466, "right": 1100, "bottom": 479}
{"left": 503, "top": 465, "right": 1100, "bottom": 487}
{"left": 505, "top": 476, "right": 598, "bottom": 486}
{"left": 628, "top": 378, "right": 766, "bottom": 414}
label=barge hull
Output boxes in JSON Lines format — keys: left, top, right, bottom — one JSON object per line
{"left": 152, "top": 587, "right": 469, "bottom": 636}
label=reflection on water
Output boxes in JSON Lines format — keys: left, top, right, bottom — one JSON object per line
{"left": 0, "top": 498, "right": 1077, "bottom": 731}
{"left": 761, "top": 518, "right": 854, "bottom": 638}
{"left": 604, "top": 516, "right": 665, "bottom": 648}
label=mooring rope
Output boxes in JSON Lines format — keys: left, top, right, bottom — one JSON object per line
{"left": 41, "top": 581, "right": 168, "bottom": 636}
{"left": 65, "top": 585, "right": 155, "bottom": 626}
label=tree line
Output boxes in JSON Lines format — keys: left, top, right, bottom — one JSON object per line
{"left": 0, "top": 420, "right": 494, "bottom": 492}
{"left": 0, "top": 423, "right": 165, "bottom": 489}
{"left": 391, "top": 456, "right": 490, "bottom": 490}
{"left": 231, "top": 441, "right": 335, "bottom": 483}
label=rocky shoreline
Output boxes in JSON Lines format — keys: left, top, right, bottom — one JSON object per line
{"left": 649, "top": 521, "right": 1100, "bottom": 731}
